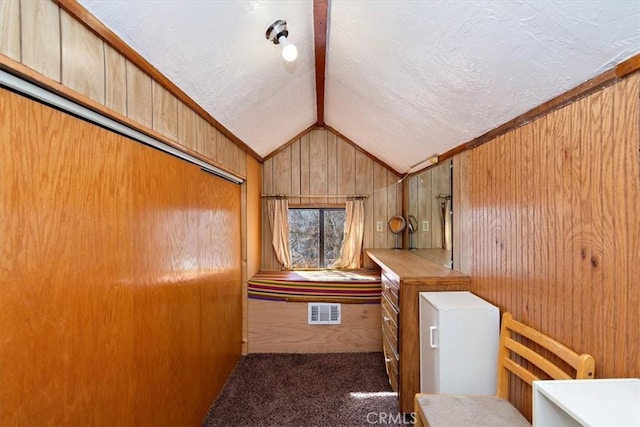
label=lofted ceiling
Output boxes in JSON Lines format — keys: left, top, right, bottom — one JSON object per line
{"left": 78, "top": 0, "right": 640, "bottom": 174}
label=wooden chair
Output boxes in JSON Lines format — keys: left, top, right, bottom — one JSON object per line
{"left": 414, "top": 312, "right": 595, "bottom": 426}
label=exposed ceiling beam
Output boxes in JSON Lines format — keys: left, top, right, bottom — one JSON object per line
{"left": 313, "top": 0, "right": 328, "bottom": 126}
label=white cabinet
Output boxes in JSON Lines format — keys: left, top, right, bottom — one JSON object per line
{"left": 533, "top": 378, "right": 640, "bottom": 427}
{"left": 419, "top": 291, "right": 499, "bottom": 394}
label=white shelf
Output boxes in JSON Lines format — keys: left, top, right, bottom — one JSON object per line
{"left": 533, "top": 378, "right": 640, "bottom": 427}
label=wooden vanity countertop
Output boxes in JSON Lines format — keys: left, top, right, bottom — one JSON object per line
{"left": 366, "top": 249, "right": 468, "bottom": 282}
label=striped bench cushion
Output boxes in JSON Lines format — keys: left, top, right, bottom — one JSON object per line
{"left": 248, "top": 270, "right": 382, "bottom": 304}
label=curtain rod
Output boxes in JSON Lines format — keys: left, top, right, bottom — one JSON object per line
{"left": 261, "top": 194, "right": 369, "bottom": 199}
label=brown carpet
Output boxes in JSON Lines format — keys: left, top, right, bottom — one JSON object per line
{"left": 202, "top": 352, "right": 403, "bottom": 427}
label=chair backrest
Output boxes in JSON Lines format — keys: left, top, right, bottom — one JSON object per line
{"left": 496, "top": 312, "right": 595, "bottom": 399}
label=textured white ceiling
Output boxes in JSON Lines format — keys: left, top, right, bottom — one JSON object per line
{"left": 79, "top": 0, "right": 640, "bottom": 173}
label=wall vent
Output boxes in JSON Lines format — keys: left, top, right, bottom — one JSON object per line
{"left": 308, "top": 303, "right": 341, "bottom": 325}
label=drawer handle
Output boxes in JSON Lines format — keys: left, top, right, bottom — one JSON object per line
{"left": 429, "top": 326, "right": 438, "bottom": 348}
{"left": 383, "top": 316, "right": 391, "bottom": 323}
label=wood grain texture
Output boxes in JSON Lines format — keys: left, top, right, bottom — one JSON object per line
{"left": 20, "top": 0, "right": 60, "bottom": 81}
{"left": 178, "top": 100, "right": 197, "bottom": 151}
{"left": 60, "top": 10, "right": 104, "bottom": 104}
{"left": 216, "top": 133, "right": 247, "bottom": 176}
{"left": 151, "top": 80, "right": 178, "bottom": 140}
{"left": 290, "top": 138, "right": 301, "bottom": 205}
{"left": 356, "top": 149, "right": 375, "bottom": 266}
{"left": 310, "top": 129, "right": 328, "bottom": 204}
{"left": 615, "top": 74, "right": 640, "bottom": 374}
{"left": 313, "top": 0, "right": 327, "bottom": 125}
{"left": 336, "top": 136, "right": 356, "bottom": 196}
{"left": 430, "top": 162, "right": 449, "bottom": 248}
{"left": 327, "top": 132, "right": 338, "bottom": 203}
{"left": 465, "top": 69, "right": 617, "bottom": 152}
{"left": 231, "top": 141, "right": 247, "bottom": 176}
{"left": 217, "top": 133, "right": 230, "bottom": 171}
{"left": 417, "top": 170, "right": 431, "bottom": 248}
{"left": 325, "top": 125, "right": 402, "bottom": 176}
{"left": 0, "top": 86, "right": 135, "bottom": 427}
{"left": 194, "top": 115, "right": 205, "bottom": 155}
{"left": 54, "top": 0, "right": 260, "bottom": 161}
{"left": 387, "top": 170, "right": 401, "bottom": 248}
{"left": 0, "top": 54, "right": 244, "bottom": 185}
{"left": 126, "top": 61, "right": 152, "bottom": 128}
{"left": 373, "top": 162, "right": 389, "bottom": 248}
{"left": 261, "top": 157, "right": 277, "bottom": 270}
{"left": 273, "top": 145, "right": 292, "bottom": 195}
{"left": 104, "top": 44, "right": 126, "bottom": 114}
{"left": 193, "top": 162, "right": 243, "bottom": 420}
{"left": 0, "top": 89, "right": 242, "bottom": 425}
{"left": 299, "top": 133, "right": 311, "bottom": 205}
{"left": 0, "top": 0, "right": 21, "bottom": 60}
{"left": 248, "top": 300, "right": 382, "bottom": 353}
{"left": 244, "top": 155, "right": 263, "bottom": 354}
{"left": 203, "top": 122, "right": 218, "bottom": 161}
{"left": 367, "top": 249, "right": 471, "bottom": 413}
{"left": 4, "top": 1, "right": 247, "bottom": 180}
{"left": 407, "top": 164, "right": 450, "bottom": 251}
{"left": 261, "top": 128, "right": 400, "bottom": 269}
{"left": 463, "top": 72, "right": 640, "bottom": 419}
{"left": 615, "top": 53, "right": 640, "bottom": 78}
{"left": 452, "top": 151, "right": 471, "bottom": 274}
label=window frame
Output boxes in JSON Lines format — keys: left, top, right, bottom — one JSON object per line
{"left": 288, "top": 207, "right": 345, "bottom": 269}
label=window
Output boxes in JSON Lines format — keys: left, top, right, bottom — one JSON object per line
{"left": 288, "top": 208, "right": 345, "bottom": 268}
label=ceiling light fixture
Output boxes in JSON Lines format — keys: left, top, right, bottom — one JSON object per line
{"left": 266, "top": 19, "right": 298, "bottom": 62}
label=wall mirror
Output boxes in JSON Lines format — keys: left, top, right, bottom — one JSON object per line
{"left": 406, "top": 160, "right": 453, "bottom": 268}
{"left": 388, "top": 215, "right": 406, "bottom": 249}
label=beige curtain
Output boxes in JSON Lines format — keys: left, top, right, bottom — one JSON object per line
{"left": 330, "top": 199, "right": 365, "bottom": 269}
{"left": 267, "top": 198, "right": 292, "bottom": 269}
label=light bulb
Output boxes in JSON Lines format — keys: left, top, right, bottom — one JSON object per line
{"left": 278, "top": 35, "right": 298, "bottom": 62}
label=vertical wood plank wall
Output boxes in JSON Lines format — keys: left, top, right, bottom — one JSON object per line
{"left": 1, "top": 1, "right": 249, "bottom": 422}
{"left": 452, "top": 151, "right": 472, "bottom": 274}
{"left": 0, "top": 0, "right": 247, "bottom": 178}
{"left": 242, "top": 155, "right": 263, "bottom": 354}
{"left": 0, "top": 89, "right": 242, "bottom": 425}
{"left": 248, "top": 300, "right": 382, "bottom": 353}
{"left": 406, "top": 162, "right": 451, "bottom": 249}
{"left": 261, "top": 128, "right": 402, "bottom": 270}
{"left": 253, "top": 128, "right": 394, "bottom": 353}
{"left": 455, "top": 72, "right": 640, "bottom": 419}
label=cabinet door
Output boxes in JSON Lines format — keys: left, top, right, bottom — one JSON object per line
{"left": 419, "top": 297, "right": 440, "bottom": 393}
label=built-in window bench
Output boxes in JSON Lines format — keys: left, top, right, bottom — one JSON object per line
{"left": 247, "top": 269, "right": 382, "bottom": 304}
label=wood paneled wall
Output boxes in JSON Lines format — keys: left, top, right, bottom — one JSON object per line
{"left": 455, "top": 72, "right": 640, "bottom": 419}
{"left": 248, "top": 300, "right": 381, "bottom": 353}
{"left": 0, "top": 0, "right": 246, "bottom": 178}
{"left": 242, "top": 156, "right": 262, "bottom": 354}
{"left": 255, "top": 129, "right": 395, "bottom": 352}
{"left": 0, "top": 89, "right": 242, "bottom": 425}
{"left": 452, "top": 151, "right": 472, "bottom": 274}
{"left": 262, "top": 128, "right": 402, "bottom": 269}
{"left": 406, "top": 162, "right": 451, "bottom": 249}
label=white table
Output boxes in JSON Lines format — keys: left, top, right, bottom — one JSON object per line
{"left": 533, "top": 378, "right": 640, "bottom": 427}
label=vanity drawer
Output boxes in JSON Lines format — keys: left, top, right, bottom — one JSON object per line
{"left": 381, "top": 296, "right": 399, "bottom": 344}
{"left": 381, "top": 272, "right": 399, "bottom": 307}
{"left": 382, "top": 333, "right": 399, "bottom": 392}
{"left": 381, "top": 292, "right": 399, "bottom": 326}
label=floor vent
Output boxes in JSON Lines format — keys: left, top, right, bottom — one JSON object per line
{"left": 308, "top": 303, "right": 341, "bottom": 325}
